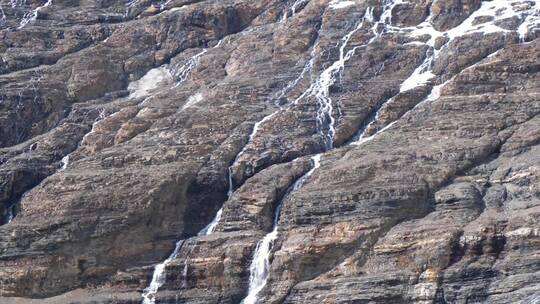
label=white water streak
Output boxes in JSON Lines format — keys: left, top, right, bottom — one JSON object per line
{"left": 59, "top": 155, "right": 69, "bottom": 171}
{"left": 180, "top": 92, "right": 203, "bottom": 111}
{"left": 172, "top": 49, "right": 207, "bottom": 86}
{"left": 0, "top": 5, "right": 6, "bottom": 24}
{"left": 281, "top": 0, "right": 309, "bottom": 22}
{"left": 141, "top": 240, "right": 185, "bottom": 304}
{"left": 18, "top": 0, "right": 52, "bottom": 29}
{"left": 141, "top": 40, "right": 225, "bottom": 302}
{"left": 353, "top": 0, "right": 539, "bottom": 145}
{"left": 241, "top": 155, "right": 321, "bottom": 304}
{"left": 81, "top": 109, "right": 108, "bottom": 144}
{"left": 294, "top": 9, "right": 372, "bottom": 149}
{"left": 3, "top": 190, "right": 29, "bottom": 225}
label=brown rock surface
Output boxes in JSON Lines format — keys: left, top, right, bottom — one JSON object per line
{"left": 0, "top": 0, "right": 539, "bottom": 303}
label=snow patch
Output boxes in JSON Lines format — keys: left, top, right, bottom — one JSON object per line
{"left": 329, "top": 0, "right": 355, "bottom": 10}
{"left": 128, "top": 67, "right": 173, "bottom": 99}
{"left": 506, "top": 227, "right": 540, "bottom": 237}
{"left": 181, "top": 92, "right": 203, "bottom": 111}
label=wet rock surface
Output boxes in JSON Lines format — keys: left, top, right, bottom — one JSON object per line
{"left": 0, "top": 0, "right": 539, "bottom": 303}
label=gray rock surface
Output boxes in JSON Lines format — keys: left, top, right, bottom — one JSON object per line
{"left": 0, "top": 0, "right": 539, "bottom": 303}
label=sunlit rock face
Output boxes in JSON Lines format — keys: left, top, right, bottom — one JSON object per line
{"left": 0, "top": 0, "right": 539, "bottom": 303}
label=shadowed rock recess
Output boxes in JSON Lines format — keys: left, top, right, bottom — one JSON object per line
{"left": 0, "top": 0, "right": 539, "bottom": 303}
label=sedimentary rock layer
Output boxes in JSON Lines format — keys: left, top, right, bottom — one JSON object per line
{"left": 0, "top": 0, "right": 539, "bottom": 303}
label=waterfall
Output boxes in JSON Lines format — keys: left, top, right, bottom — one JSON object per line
{"left": 141, "top": 240, "right": 185, "bottom": 304}
{"left": 140, "top": 41, "right": 224, "bottom": 303}
{"left": 171, "top": 49, "right": 208, "bottom": 87}
{"left": 59, "top": 155, "right": 70, "bottom": 171}
{"left": 81, "top": 109, "right": 108, "bottom": 144}
{"left": 241, "top": 155, "right": 321, "bottom": 304}
{"left": 4, "top": 205, "right": 15, "bottom": 225}
{"left": 139, "top": 1, "right": 540, "bottom": 302}
{"left": 352, "top": 0, "right": 540, "bottom": 144}
{"left": 0, "top": 5, "right": 6, "bottom": 24}
{"left": 293, "top": 9, "right": 373, "bottom": 150}
{"left": 280, "top": 0, "right": 310, "bottom": 22}
{"left": 239, "top": 8, "right": 377, "bottom": 303}
{"left": 2, "top": 190, "right": 29, "bottom": 225}
{"left": 18, "top": 0, "right": 52, "bottom": 29}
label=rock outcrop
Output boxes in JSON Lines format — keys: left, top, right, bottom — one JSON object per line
{"left": 0, "top": 0, "right": 539, "bottom": 303}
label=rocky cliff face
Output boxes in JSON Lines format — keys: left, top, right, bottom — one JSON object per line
{"left": 0, "top": 0, "right": 539, "bottom": 303}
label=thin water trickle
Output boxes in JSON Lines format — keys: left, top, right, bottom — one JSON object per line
{"left": 0, "top": 5, "right": 7, "bottom": 24}
{"left": 293, "top": 9, "right": 373, "bottom": 150}
{"left": 172, "top": 49, "right": 207, "bottom": 86}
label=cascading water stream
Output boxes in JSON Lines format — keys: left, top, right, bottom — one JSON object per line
{"left": 141, "top": 40, "right": 226, "bottom": 303}
{"left": 293, "top": 9, "right": 373, "bottom": 149}
{"left": 194, "top": 41, "right": 315, "bottom": 237}
{"left": 172, "top": 49, "right": 208, "bottom": 87}
{"left": 280, "top": 0, "right": 310, "bottom": 22}
{"left": 0, "top": 5, "right": 6, "bottom": 25}
{"left": 2, "top": 190, "right": 29, "bottom": 225}
{"left": 17, "top": 0, "right": 52, "bottom": 29}
{"left": 352, "top": 0, "right": 540, "bottom": 143}
{"left": 240, "top": 2, "right": 540, "bottom": 302}
{"left": 241, "top": 155, "right": 321, "bottom": 304}
{"left": 141, "top": 240, "right": 185, "bottom": 304}
{"left": 240, "top": 8, "right": 380, "bottom": 303}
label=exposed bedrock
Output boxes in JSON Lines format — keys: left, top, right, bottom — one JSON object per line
{"left": 0, "top": 0, "right": 539, "bottom": 303}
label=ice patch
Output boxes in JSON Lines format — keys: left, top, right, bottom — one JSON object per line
{"left": 506, "top": 227, "right": 540, "bottom": 237}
